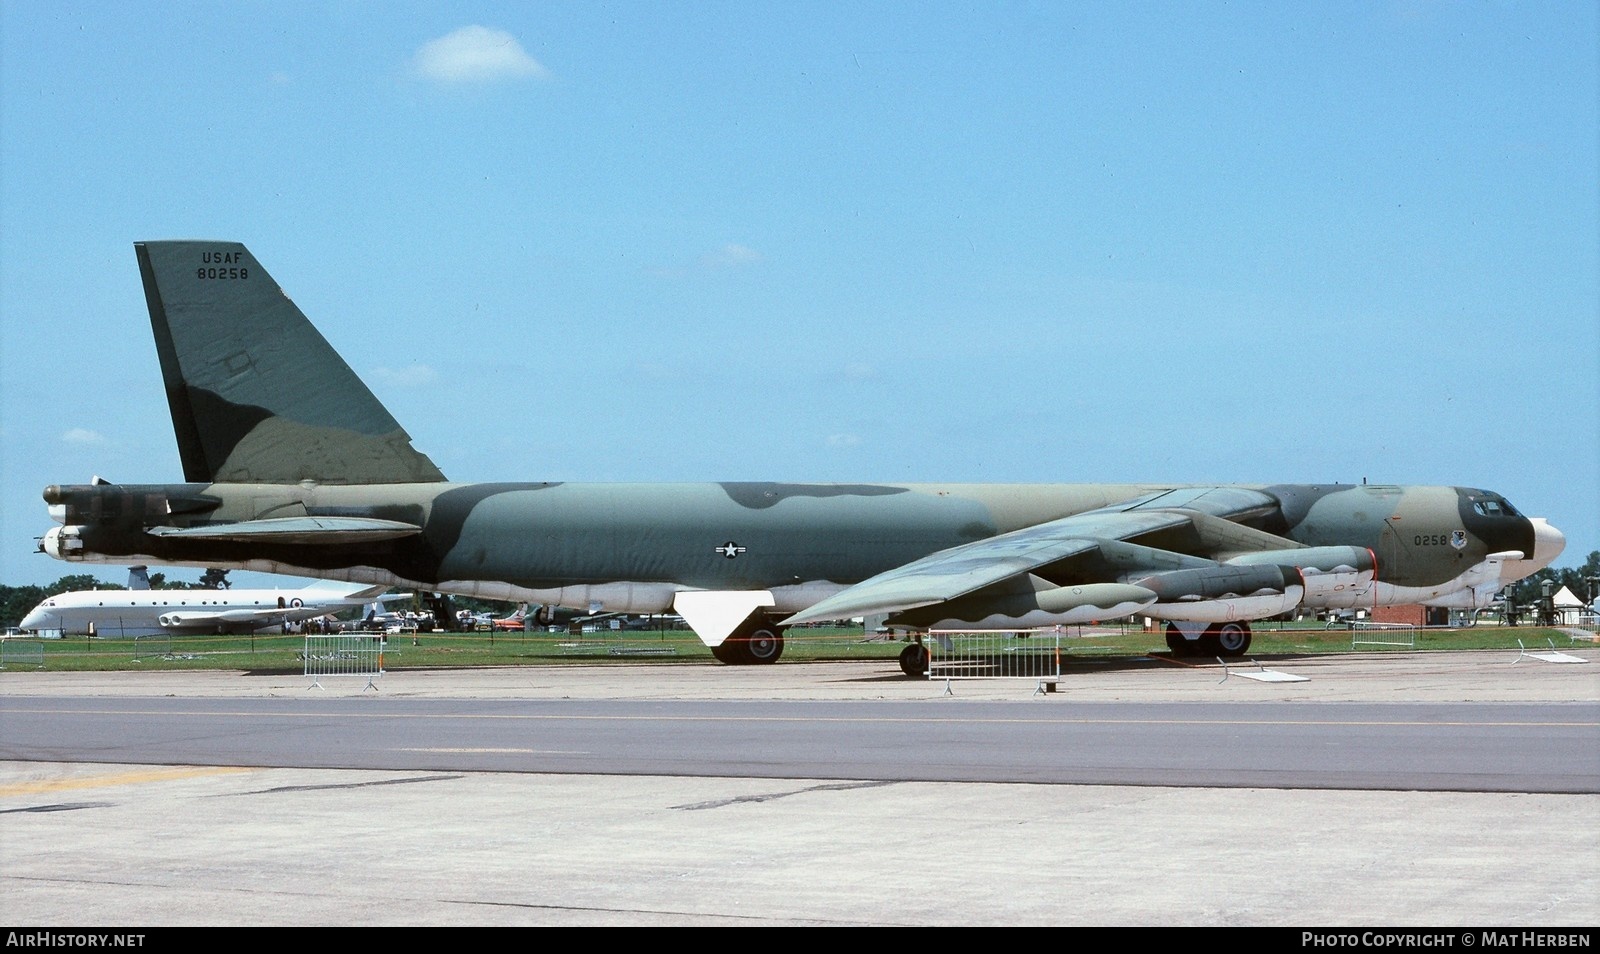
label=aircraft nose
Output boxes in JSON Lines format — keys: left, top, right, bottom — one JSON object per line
{"left": 1530, "top": 518, "right": 1565, "bottom": 569}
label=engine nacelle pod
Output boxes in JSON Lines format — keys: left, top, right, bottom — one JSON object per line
{"left": 1227, "top": 546, "right": 1376, "bottom": 609}
{"left": 1146, "top": 591, "right": 1303, "bottom": 623}
{"left": 886, "top": 582, "right": 1156, "bottom": 631}
{"left": 1034, "top": 582, "right": 1159, "bottom": 621}
{"left": 41, "top": 525, "right": 86, "bottom": 560}
{"left": 1137, "top": 563, "right": 1304, "bottom": 623}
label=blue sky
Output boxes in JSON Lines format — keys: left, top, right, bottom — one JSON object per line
{"left": 2, "top": 1, "right": 1596, "bottom": 590}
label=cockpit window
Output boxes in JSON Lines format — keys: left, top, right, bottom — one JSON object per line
{"left": 1473, "top": 496, "right": 1521, "bottom": 518}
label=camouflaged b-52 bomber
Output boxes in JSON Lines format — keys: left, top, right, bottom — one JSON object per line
{"left": 39, "top": 242, "right": 1566, "bottom": 671}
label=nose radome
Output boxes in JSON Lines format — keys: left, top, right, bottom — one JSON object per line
{"left": 1531, "top": 518, "right": 1565, "bottom": 569}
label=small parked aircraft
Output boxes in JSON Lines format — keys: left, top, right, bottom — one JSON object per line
{"left": 18, "top": 571, "right": 399, "bottom": 638}
{"left": 492, "top": 604, "right": 529, "bottom": 631}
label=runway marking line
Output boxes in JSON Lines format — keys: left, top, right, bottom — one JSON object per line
{"left": 0, "top": 765, "right": 253, "bottom": 797}
{"left": 399, "top": 747, "right": 556, "bottom": 754}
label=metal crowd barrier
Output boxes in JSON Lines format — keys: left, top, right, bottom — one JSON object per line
{"left": 926, "top": 630, "right": 1062, "bottom": 692}
{"left": 0, "top": 639, "right": 45, "bottom": 670}
{"left": 131, "top": 633, "right": 173, "bottom": 661}
{"left": 303, "top": 634, "right": 385, "bottom": 691}
{"left": 1349, "top": 621, "right": 1417, "bottom": 649}
{"left": 554, "top": 629, "right": 679, "bottom": 657}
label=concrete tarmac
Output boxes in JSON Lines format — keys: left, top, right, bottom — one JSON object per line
{"left": 3, "top": 649, "right": 1597, "bottom": 927}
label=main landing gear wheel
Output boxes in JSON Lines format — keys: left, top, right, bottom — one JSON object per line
{"left": 899, "top": 643, "right": 929, "bottom": 677}
{"left": 710, "top": 641, "right": 744, "bottom": 664}
{"left": 710, "top": 620, "right": 786, "bottom": 665}
{"left": 1164, "top": 624, "right": 1190, "bottom": 656}
{"left": 1205, "top": 622, "right": 1252, "bottom": 657}
{"left": 743, "top": 624, "right": 784, "bottom": 664}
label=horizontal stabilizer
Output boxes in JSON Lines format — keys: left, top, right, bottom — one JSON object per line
{"left": 146, "top": 516, "right": 422, "bottom": 545}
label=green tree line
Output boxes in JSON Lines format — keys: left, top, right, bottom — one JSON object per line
{"left": 1508, "top": 550, "right": 1600, "bottom": 608}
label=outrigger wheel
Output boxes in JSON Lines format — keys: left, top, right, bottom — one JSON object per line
{"left": 711, "top": 618, "right": 786, "bottom": 665}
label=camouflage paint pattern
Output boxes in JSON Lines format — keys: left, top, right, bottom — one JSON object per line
{"left": 36, "top": 242, "right": 1568, "bottom": 663}
{"left": 41, "top": 478, "right": 1552, "bottom": 611}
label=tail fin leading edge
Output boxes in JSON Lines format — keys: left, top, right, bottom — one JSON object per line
{"left": 136, "top": 241, "right": 445, "bottom": 485}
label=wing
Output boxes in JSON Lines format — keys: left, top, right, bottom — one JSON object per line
{"left": 298, "top": 581, "right": 392, "bottom": 601}
{"left": 783, "top": 513, "right": 1182, "bottom": 625}
{"left": 158, "top": 605, "right": 336, "bottom": 631}
{"left": 785, "top": 487, "right": 1333, "bottom": 629}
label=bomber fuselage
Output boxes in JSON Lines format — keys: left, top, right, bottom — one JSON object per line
{"left": 40, "top": 480, "right": 1555, "bottom": 617}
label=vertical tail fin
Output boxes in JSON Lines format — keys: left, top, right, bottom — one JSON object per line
{"left": 136, "top": 241, "right": 446, "bottom": 484}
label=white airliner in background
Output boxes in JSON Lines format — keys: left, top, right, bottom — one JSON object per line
{"left": 17, "top": 568, "right": 402, "bottom": 637}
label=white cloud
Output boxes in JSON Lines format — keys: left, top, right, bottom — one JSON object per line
{"left": 61, "top": 428, "right": 107, "bottom": 445}
{"left": 700, "top": 244, "right": 763, "bottom": 268}
{"left": 413, "top": 26, "right": 549, "bottom": 83}
{"left": 369, "top": 365, "right": 439, "bottom": 388}
{"left": 826, "top": 433, "right": 863, "bottom": 448}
